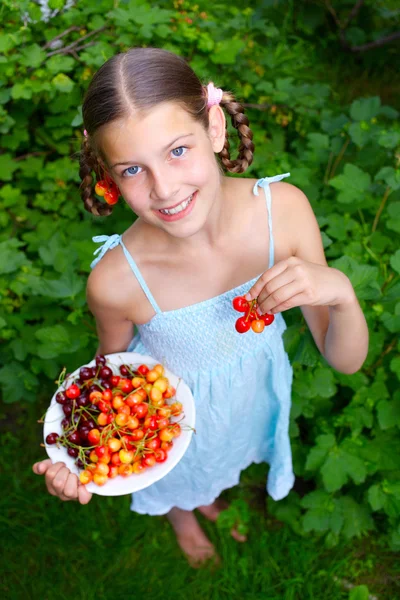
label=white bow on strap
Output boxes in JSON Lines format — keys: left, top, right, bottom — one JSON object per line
{"left": 252, "top": 173, "right": 290, "bottom": 195}
{"left": 91, "top": 234, "right": 121, "bottom": 269}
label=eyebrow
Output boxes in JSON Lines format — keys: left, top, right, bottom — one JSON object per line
{"left": 110, "top": 133, "right": 195, "bottom": 169}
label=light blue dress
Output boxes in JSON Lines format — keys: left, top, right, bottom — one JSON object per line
{"left": 91, "top": 174, "right": 295, "bottom": 515}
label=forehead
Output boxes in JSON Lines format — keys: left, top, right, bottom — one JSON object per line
{"left": 98, "top": 102, "right": 202, "bottom": 164}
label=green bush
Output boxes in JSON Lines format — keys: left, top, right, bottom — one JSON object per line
{"left": 1, "top": 0, "right": 399, "bottom": 550}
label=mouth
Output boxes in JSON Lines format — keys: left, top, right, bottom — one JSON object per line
{"left": 158, "top": 193, "right": 195, "bottom": 216}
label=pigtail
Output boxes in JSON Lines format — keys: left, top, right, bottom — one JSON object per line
{"left": 79, "top": 137, "right": 114, "bottom": 217}
{"left": 218, "top": 91, "right": 254, "bottom": 174}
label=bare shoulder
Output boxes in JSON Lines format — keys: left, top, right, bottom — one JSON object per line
{"left": 270, "top": 181, "right": 326, "bottom": 263}
{"left": 87, "top": 242, "right": 152, "bottom": 325}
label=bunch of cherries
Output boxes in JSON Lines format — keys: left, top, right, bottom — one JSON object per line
{"left": 45, "top": 356, "right": 183, "bottom": 486}
{"left": 232, "top": 295, "right": 274, "bottom": 334}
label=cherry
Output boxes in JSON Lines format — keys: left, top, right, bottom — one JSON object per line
{"left": 261, "top": 313, "right": 275, "bottom": 326}
{"left": 100, "top": 366, "right": 112, "bottom": 379}
{"left": 67, "top": 447, "right": 79, "bottom": 458}
{"left": 56, "top": 391, "right": 67, "bottom": 405}
{"left": 101, "top": 380, "right": 113, "bottom": 389}
{"left": 235, "top": 317, "right": 251, "bottom": 333}
{"left": 95, "top": 355, "right": 107, "bottom": 366}
{"left": 46, "top": 433, "right": 59, "bottom": 445}
{"left": 119, "top": 364, "right": 130, "bottom": 376}
{"left": 79, "top": 367, "right": 92, "bottom": 381}
{"left": 77, "top": 395, "right": 90, "bottom": 408}
{"left": 75, "top": 458, "right": 85, "bottom": 469}
{"left": 251, "top": 319, "right": 265, "bottom": 333}
{"left": 88, "top": 383, "right": 102, "bottom": 394}
{"left": 232, "top": 296, "right": 249, "bottom": 312}
{"left": 68, "top": 431, "right": 81, "bottom": 445}
{"left": 61, "top": 417, "right": 70, "bottom": 430}
{"left": 65, "top": 384, "right": 80, "bottom": 399}
{"left": 62, "top": 404, "right": 72, "bottom": 417}
{"left": 79, "top": 426, "right": 90, "bottom": 442}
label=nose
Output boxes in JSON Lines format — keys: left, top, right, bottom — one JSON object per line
{"left": 150, "top": 168, "right": 179, "bottom": 204}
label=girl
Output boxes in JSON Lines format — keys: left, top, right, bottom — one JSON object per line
{"left": 33, "top": 47, "right": 369, "bottom": 566}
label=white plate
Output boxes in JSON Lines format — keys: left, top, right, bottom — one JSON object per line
{"left": 43, "top": 352, "right": 195, "bottom": 496}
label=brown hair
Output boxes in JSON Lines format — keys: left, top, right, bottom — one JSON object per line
{"left": 79, "top": 47, "right": 254, "bottom": 216}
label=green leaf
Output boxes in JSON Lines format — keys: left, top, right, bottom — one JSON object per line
{"left": 19, "top": 44, "right": 46, "bottom": 68}
{"left": 390, "top": 250, "right": 400, "bottom": 274}
{"left": 10, "top": 81, "right": 33, "bottom": 100}
{"left": 378, "top": 131, "right": 400, "bottom": 149}
{"left": 350, "top": 97, "right": 381, "bottom": 121}
{"left": 368, "top": 484, "right": 386, "bottom": 511}
{"left": 305, "top": 434, "right": 335, "bottom": 471}
{"left": 301, "top": 491, "right": 343, "bottom": 534}
{"left": 0, "top": 239, "right": 29, "bottom": 274}
{"left": 375, "top": 167, "right": 400, "bottom": 191}
{"left": 0, "top": 153, "right": 20, "bottom": 182}
{"left": 313, "top": 368, "right": 337, "bottom": 398}
{"left": 330, "top": 256, "right": 381, "bottom": 300}
{"left": 390, "top": 357, "right": 400, "bottom": 380}
{"left": 349, "top": 585, "right": 370, "bottom": 600}
{"left": 52, "top": 73, "right": 74, "bottom": 93}
{"left": 386, "top": 201, "right": 400, "bottom": 234}
{"left": 329, "top": 164, "right": 371, "bottom": 204}
{"left": 34, "top": 324, "right": 83, "bottom": 359}
{"left": 211, "top": 39, "right": 245, "bottom": 64}
{"left": 348, "top": 122, "right": 371, "bottom": 147}
{"left": 46, "top": 55, "right": 75, "bottom": 74}
{"left": 28, "top": 269, "right": 84, "bottom": 299}
{"left": 376, "top": 397, "right": 400, "bottom": 429}
{"left": 338, "top": 496, "right": 374, "bottom": 539}
{"left": 0, "top": 362, "right": 38, "bottom": 403}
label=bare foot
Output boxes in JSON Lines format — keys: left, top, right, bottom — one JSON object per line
{"left": 197, "top": 498, "right": 248, "bottom": 542}
{"left": 166, "top": 507, "right": 220, "bottom": 568}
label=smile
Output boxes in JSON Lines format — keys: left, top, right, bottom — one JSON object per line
{"left": 159, "top": 193, "right": 194, "bottom": 215}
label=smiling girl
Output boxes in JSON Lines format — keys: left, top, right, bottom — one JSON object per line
{"left": 33, "top": 47, "right": 369, "bottom": 566}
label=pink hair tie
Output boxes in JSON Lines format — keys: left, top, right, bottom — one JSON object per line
{"left": 207, "top": 82, "right": 223, "bottom": 108}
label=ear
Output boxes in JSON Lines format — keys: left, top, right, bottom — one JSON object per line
{"left": 208, "top": 105, "right": 226, "bottom": 153}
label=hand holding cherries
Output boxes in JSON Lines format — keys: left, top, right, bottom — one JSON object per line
{"left": 232, "top": 295, "right": 274, "bottom": 334}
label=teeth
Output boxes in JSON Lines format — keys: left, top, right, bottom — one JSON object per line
{"left": 160, "top": 194, "right": 193, "bottom": 215}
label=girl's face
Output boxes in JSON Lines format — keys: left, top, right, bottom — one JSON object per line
{"left": 98, "top": 101, "right": 225, "bottom": 239}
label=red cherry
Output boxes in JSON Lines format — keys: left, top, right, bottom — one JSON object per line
{"left": 65, "top": 384, "right": 80, "bottom": 399}
{"left": 235, "top": 317, "right": 251, "bottom": 333}
{"left": 104, "top": 189, "right": 119, "bottom": 205}
{"left": 137, "top": 364, "right": 149, "bottom": 376}
{"left": 261, "top": 313, "right": 275, "bottom": 326}
{"left": 232, "top": 296, "right": 249, "bottom": 312}
{"left": 95, "top": 181, "right": 107, "bottom": 197}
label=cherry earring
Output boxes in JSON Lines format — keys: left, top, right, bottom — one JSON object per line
{"left": 94, "top": 173, "right": 120, "bottom": 206}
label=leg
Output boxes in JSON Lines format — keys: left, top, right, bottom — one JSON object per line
{"left": 166, "top": 507, "right": 219, "bottom": 567}
{"left": 197, "top": 498, "right": 247, "bottom": 542}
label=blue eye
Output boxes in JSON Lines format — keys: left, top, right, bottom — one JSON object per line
{"left": 123, "top": 166, "right": 141, "bottom": 177}
{"left": 171, "top": 146, "right": 187, "bottom": 158}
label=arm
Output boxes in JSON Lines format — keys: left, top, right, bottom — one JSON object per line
{"left": 246, "top": 183, "right": 369, "bottom": 374}
{"left": 290, "top": 186, "right": 368, "bottom": 374}
{"left": 33, "top": 263, "right": 136, "bottom": 502}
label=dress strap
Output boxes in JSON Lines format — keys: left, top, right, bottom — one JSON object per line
{"left": 90, "top": 234, "right": 162, "bottom": 315}
{"left": 252, "top": 173, "right": 290, "bottom": 269}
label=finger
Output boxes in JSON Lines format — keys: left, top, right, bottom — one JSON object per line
{"left": 62, "top": 473, "right": 80, "bottom": 500}
{"left": 245, "top": 261, "right": 290, "bottom": 301}
{"left": 77, "top": 483, "right": 93, "bottom": 505}
{"left": 256, "top": 270, "right": 296, "bottom": 307}
{"left": 49, "top": 466, "right": 70, "bottom": 497}
{"left": 258, "top": 281, "right": 304, "bottom": 314}
{"left": 32, "top": 459, "right": 53, "bottom": 475}
{"left": 267, "top": 291, "right": 310, "bottom": 315}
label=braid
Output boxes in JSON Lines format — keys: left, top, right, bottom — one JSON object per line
{"left": 79, "top": 137, "right": 114, "bottom": 217}
{"left": 218, "top": 91, "right": 254, "bottom": 174}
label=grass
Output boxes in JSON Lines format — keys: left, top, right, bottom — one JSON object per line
{"left": 1, "top": 401, "right": 399, "bottom": 600}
